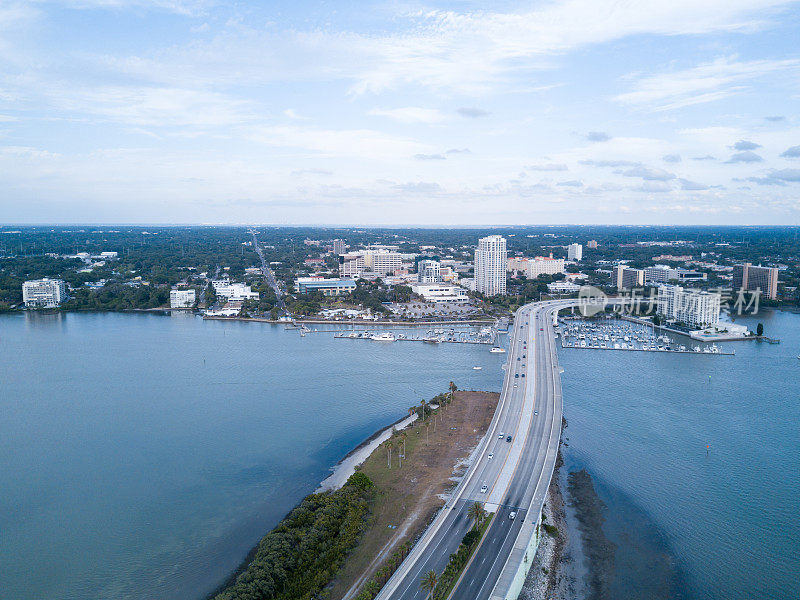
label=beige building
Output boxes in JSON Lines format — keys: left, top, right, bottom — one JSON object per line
{"left": 507, "top": 255, "right": 565, "bottom": 278}
{"left": 613, "top": 265, "right": 645, "bottom": 290}
{"left": 732, "top": 263, "right": 779, "bottom": 300}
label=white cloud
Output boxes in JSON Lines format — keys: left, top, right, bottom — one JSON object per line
{"left": 616, "top": 57, "right": 800, "bottom": 110}
{"left": 369, "top": 107, "right": 446, "bottom": 124}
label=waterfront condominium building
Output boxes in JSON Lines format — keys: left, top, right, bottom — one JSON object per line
{"left": 732, "top": 263, "right": 779, "bottom": 300}
{"left": 475, "top": 235, "right": 507, "bottom": 296}
{"left": 417, "top": 259, "right": 441, "bottom": 283}
{"left": 657, "top": 285, "right": 721, "bottom": 328}
{"left": 22, "top": 278, "right": 67, "bottom": 308}
{"left": 170, "top": 288, "right": 196, "bottom": 308}
{"left": 567, "top": 243, "right": 583, "bottom": 261}
{"left": 613, "top": 265, "right": 645, "bottom": 290}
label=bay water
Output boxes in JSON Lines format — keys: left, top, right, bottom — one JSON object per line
{"left": 1, "top": 310, "right": 798, "bottom": 599}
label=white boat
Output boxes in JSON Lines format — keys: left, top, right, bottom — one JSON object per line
{"left": 371, "top": 332, "right": 396, "bottom": 342}
{"left": 489, "top": 346, "right": 506, "bottom": 353}
{"left": 423, "top": 336, "right": 441, "bottom": 344}
{"left": 473, "top": 366, "right": 482, "bottom": 370}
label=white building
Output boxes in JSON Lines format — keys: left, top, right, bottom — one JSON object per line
{"left": 22, "top": 278, "right": 67, "bottom": 308}
{"left": 657, "top": 285, "right": 720, "bottom": 328}
{"left": 411, "top": 283, "right": 469, "bottom": 303}
{"left": 340, "top": 249, "right": 403, "bottom": 277}
{"left": 567, "top": 243, "right": 583, "bottom": 261}
{"left": 475, "top": 235, "right": 507, "bottom": 296}
{"left": 547, "top": 281, "right": 581, "bottom": 294}
{"left": 418, "top": 260, "right": 441, "bottom": 283}
{"left": 170, "top": 288, "right": 196, "bottom": 308}
{"left": 507, "top": 256, "right": 565, "bottom": 278}
{"left": 645, "top": 265, "right": 707, "bottom": 284}
{"left": 332, "top": 239, "right": 347, "bottom": 255}
{"left": 211, "top": 280, "right": 259, "bottom": 301}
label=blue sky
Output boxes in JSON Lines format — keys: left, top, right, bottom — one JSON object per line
{"left": 1, "top": 0, "right": 799, "bottom": 225}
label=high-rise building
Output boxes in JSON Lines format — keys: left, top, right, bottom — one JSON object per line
{"left": 613, "top": 265, "right": 645, "bottom": 290}
{"left": 475, "top": 235, "right": 507, "bottom": 296}
{"left": 732, "top": 263, "right": 779, "bottom": 300}
{"left": 332, "top": 239, "right": 347, "bottom": 255}
{"left": 417, "top": 259, "right": 441, "bottom": 283}
{"left": 22, "top": 278, "right": 67, "bottom": 308}
{"left": 657, "top": 285, "right": 720, "bottom": 327}
{"left": 170, "top": 289, "right": 196, "bottom": 308}
{"left": 587, "top": 240, "right": 598, "bottom": 249}
{"left": 567, "top": 243, "right": 583, "bottom": 261}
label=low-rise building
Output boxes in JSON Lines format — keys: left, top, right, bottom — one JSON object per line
{"left": 170, "top": 288, "right": 196, "bottom": 308}
{"left": 211, "top": 280, "right": 259, "bottom": 301}
{"left": 548, "top": 281, "right": 581, "bottom": 294}
{"left": 295, "top": 277, "right": 357, "bottom": 296}
{"left": 587, "top": 240, "right": 598, "bottom": 249}
{"left": 507, "top": 255, "right": 565, "bottom": 278}
{"left": 22, "top": 278, "right": 67, "bottom": 308}
{"left": 411, "top": 283, "right": 469, "bottom": 303}
{"left": 340, "top": 249, "right": 403, "bottom": 277}
{"left": 644, "top": 265, "right": 707, "bottom": 284}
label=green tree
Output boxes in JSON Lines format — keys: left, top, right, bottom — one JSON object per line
{"left": 467, "top": 501, "right": 486, "bottom": 529}
{"left": 757, "top": 322, "right": 764, "bottom": 336}
{"left": 420, "top": 570, "right": 438, "bottom": 600}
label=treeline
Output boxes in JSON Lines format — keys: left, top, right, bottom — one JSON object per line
{"left": 63, "top": 284, "right": 170, "bottom": 310}
{"left": 213, "top": 472, "right": 375, "bottom": 600}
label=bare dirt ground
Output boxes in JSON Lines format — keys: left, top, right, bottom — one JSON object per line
{"left": 328, "top": 390, "right": 499, "bottom": 600}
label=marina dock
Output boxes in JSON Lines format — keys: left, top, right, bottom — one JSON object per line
{"left": 557, "top": 318, "right": 735, "bottom": 356}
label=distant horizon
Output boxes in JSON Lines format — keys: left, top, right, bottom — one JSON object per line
{"left": 2, "top": 223, "right": 800, "bottom": 230}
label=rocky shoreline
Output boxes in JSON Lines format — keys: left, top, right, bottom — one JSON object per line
{"left": 520, "top": 420, "right": 618, "bottom": 600}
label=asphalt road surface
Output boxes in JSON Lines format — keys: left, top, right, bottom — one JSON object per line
{"left": 377, "top": 300, "right": 571, "bottom": 600}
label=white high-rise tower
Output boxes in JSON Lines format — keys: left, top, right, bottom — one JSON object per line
{"left": 475, "top": 235, "right": 507, "bottom": 296}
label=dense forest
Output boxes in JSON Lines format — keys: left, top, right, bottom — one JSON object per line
{"left": 212, "top": 472, "right": 375, "bottom": 600}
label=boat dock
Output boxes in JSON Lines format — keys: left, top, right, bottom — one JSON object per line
{"left": 557, "top": 318, "right": 735, "bottom": 356}
{"left": 331, "top": 325, "right": 501, "bottom": 345}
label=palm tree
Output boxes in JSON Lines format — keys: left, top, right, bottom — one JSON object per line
{"left": 467, "top": 501, "right": 486, "bottom": 529}
{"left": 449, "top": 381, "right": 457, "bottom": 405}
{"left": 420, "top": 570, "right": 438, "bottom": 600}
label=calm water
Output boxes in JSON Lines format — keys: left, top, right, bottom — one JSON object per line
{"left": 2, "top": 311, "right": 799, "bottom": 600}
{"left": 559, "top": 309, "right": 800, "bottom": 600}
{"left": 0, "top": 312, "right": 504, "bottom": 600}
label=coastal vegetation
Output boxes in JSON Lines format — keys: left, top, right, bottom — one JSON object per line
{"left": 327, "top": 390, "right": 498, "bottom": 600}
{"left": 421, "top": 506, "right": 491, "bottom": 600}
{"left": 212, "top": 471, "right": 375, "bottom": 600}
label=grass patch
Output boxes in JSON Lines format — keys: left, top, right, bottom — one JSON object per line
{"left": 328, "top": 391, "right": 499, "bottom": 600}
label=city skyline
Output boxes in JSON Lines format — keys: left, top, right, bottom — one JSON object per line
{"left": 1, "top": 0, "right": 800, "bottom": 225}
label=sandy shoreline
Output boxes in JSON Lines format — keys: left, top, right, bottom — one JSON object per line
{"left": 316, "top": 413, "right": 419, "bottom": 493}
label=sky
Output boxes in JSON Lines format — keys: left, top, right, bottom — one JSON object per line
{"left": 1, "top": 0, "right": 800, "bottom": 225}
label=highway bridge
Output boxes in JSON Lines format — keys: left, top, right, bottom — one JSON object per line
{"left": 375, "top": 299, "right": 602, "bottom": 600}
